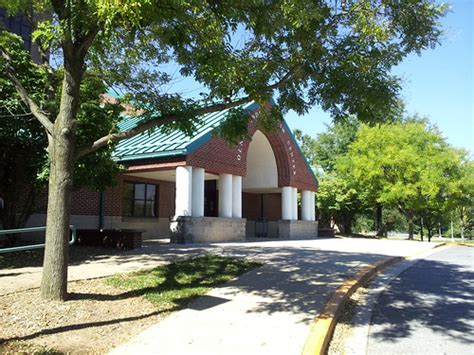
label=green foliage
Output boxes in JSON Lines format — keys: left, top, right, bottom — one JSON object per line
{"left": 2, "top": 0, "right": 447, "bottom": 136}
{"left": 353, "top": 207, "right": 408, "bottom": 234}
{"left": 341, "top": 119, "right": 469, "bottom": 238}
{"left": 305, "top": 116, "right": 361, "bottom": 173}
{"left": 298, "top": 114, "right": 470, "bottom": 238}
{"left": 0, "top": 32, "right": 49, "bottom": 228}
{"left": 0, "top": 33, "right": 123, "bottom": 227}
{"left": 295, "top": 117, "right": 369, "bottom": 232}
{"left": 106, "top": 255, "right": 261, "bottom": 310}
{"left": 316, "top": 174, "right": 361, "bottom": 231}
{"left": 343, "top": 121, "right": 460, "bottom": 208}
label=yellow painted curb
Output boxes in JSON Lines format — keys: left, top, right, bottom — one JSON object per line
{"left": 301, "top": 242, "right": 448, "bottom": 355}
{"left": 301, "top": 257, "right": 402, "bottom": 355}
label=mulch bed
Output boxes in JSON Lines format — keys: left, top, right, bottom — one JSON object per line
{"left": 0, "top": 278, "right": 166, "bottom": 354}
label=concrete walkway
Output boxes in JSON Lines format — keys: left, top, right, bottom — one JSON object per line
{"left": 1, "top": 237, "right": 441, "bottom": 354}
{"left": 0, "top": 241, "right": 216, "bottom": 295}
{"left": 96, "top": 238, "right": 439, "bottom": 355}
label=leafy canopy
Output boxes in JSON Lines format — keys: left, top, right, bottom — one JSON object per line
{"left": 1, "top": 0, "right": 447, "bottom": 144}
{"left": 0, "top": 32, "right": 122, "bottom": 191}
{"left": 295, "top": 117, "right": 370, "bottom": 231}
{"left": 340, "top": 120, "right": 466, "bottom": 216}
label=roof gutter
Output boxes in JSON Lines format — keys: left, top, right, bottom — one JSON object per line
{"left": 113, "top": 149, "right": 187, "bottom": 163}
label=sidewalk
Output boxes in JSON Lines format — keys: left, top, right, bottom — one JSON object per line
{"left": 0, "top": 242, "right": 217, "bottom": 295}
{"left": 103, "top": 238, "right": 440, "bottom": 355}
{"left": 1, "top": 238, "right": 441, "bottom": 354}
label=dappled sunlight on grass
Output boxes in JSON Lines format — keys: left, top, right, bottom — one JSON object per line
{"left": 105, "top": 255, "right": 262, "bottom": 311}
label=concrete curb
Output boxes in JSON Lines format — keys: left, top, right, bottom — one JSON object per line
{"left": 301, "top": 256, "right": 402, "bottom": 355}
{"left": 301, "top": 242, "right": 447, "bottom": 355}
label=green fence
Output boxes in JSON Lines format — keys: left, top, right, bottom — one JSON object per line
{"left": 0, "top": 225, "right": 76, "bottom": 253}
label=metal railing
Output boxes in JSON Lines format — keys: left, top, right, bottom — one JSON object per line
{"left": 0, "top": 225, "right": 76, "bottom": 253}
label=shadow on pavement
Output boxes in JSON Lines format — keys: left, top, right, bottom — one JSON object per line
{"left": 368, "top": 257, "right": 474, "bottom": 345}
{"left": 2, "top": 244, "right": 391, "bottom": 342}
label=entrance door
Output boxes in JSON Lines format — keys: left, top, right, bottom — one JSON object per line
{"left": 204, "top": 180, "right": 218, "bottom": 217}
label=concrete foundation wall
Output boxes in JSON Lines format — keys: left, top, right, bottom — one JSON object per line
{"left": 245, "top": 220, "right": 279, "bottom": 238}
{"left": 170, "top": 217, "right": 246, "bottom": 243}
{"left": 278, "top": 220, "right": 319, "bottom": 240}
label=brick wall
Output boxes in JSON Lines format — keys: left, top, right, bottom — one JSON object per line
{"left": 186, "top": 135, "right": 246, "bottom": 176}
{"left": 187, "top": 108, "right": 317, "bottom": 192}
{"left": 29, "top": 186, "right": 100, "bottom": 215}
{"left": 24, "top": 174, "right": 176, "bottom": 221}
{"left": 71, "top": 189, "right": 101, "bottom": 215}
{"left": 104, "top": 175, "right": 175, "bottom": 218}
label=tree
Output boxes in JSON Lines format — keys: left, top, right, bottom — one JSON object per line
{"left": 0, "top": 0, "right": 447, "bottom": 300}
{"left": 295, "top": 116, "right": 365, "bottom": 233}
{"left": 316, "top": 174, "right": 362, "bottom": 234}
{"left": 342, "top": 120, "right": 465, "bottom": 240}
{"left": 447, "top": 159, "right": 474, "bottom": 240}
{"left": 0, "top": 34, "right": 122, "bottom": 233}
{"left": 295, "top": 116, "right": 360, "bottom": 172}
{"left": 0, "top": 35, "right": 47, "bottom": 231}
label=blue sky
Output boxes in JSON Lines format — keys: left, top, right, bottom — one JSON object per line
{"left": 285, "top": 0, "right": 473, "bottom": 153}
{"left": 137, "top": 1, "right": 472, "bottom": 153}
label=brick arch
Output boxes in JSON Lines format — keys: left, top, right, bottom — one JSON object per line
{"left": 186, "top": 107, "right": 317, "bottom": 192}
{"left": 242, "top": 123, "right": 291, "bottom": 188}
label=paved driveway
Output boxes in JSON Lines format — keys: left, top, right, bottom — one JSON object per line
{"left": 1, "top": 237, "right": 441, "bottom": 354}
{"left": 367, "top": 246, "right": 474, "bottom": 355}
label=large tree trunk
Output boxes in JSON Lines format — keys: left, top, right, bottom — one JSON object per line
{"left": 375, "top": 204, "right": 384, "bottom": 237}
{"left": 40, "top": 55, "right": 82, "bottom": 301}
{"left": 407, "top": 209, "right": 414, "bottom": 240}
{"left": 340, "top": 213, "right": 353, "bottom": 235}
{"left": 419, "top": 216, "right": 424, "bottom": 242}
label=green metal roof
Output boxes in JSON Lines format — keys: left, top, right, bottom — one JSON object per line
{"left": 112, "top": 100, "right": 318, "bottom": 186}
{"left": 113, "top": 101, "right": 258, "bottom": 162}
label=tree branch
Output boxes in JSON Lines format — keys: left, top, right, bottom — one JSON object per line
{"left": 0, "top": 47, "right": 54, "bottom": 133}
{"left": 76, "top": 66, "right": 300, "bottom": 159}
{"left": 76, "top": 26, "right": 99, "bottom": 56}
{"left": 22, "top": 10, "right": 57, "bottom": 99}
{"left": 76, "top": 96, "right": 254, "bottom": 158}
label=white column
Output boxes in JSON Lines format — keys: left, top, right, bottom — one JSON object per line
{"left": 218, "top": 173, "right": 233, "bottom": 218}
{"left": 310, "top": 191, "right": 316, "bottom": 221}
{"left": 281, "top": 186, "right": 293, "bottom": 220}
{"left": 191, "top": 167, "right": 204, "bottom": 217}
{"left": 175, "top": 166, "right": 192, "bottom": 217}
{"left": 292, "top": 187, "right": 298, "bottom": 220}
{"left": 232, "top": 175, "right": 242, "bottom": 218}
{"left": 301, "top": 190, "right": 311, "bottom": 221}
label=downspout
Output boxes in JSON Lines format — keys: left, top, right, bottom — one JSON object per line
{"left": 99, "top": 192, "right": 105, "bottom": 230}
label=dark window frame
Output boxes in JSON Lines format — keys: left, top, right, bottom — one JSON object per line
{"left": 123, "top": 182, "right": 159, "bottom": 218}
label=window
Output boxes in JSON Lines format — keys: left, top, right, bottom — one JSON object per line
{"left": 123, "top": 182, "right": 159, "bottom": 217}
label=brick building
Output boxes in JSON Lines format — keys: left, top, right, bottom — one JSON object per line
{"left": 0, "top": 8, "right": 44, "bottom": 63}
{"left": 27, "top": 101, "right": 318, "bottom": 243}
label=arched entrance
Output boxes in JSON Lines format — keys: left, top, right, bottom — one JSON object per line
{"left": 242, "top": 130, "right": 281, "bottom": 238}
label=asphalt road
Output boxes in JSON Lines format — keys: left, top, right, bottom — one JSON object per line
{"left": 367, "top": 246, "right": 474, "bottom": 354}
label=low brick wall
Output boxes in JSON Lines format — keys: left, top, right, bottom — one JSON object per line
{"left": 170, "top": 217, "right": 246, "bottom": 243}
{"left": 76, "top": 229, "right": 143, "bottom": 249}
{"left": 278, "top": 220, "right": 319, "bottom": 239}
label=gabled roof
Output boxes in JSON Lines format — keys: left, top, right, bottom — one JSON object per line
{"left": 113, "top": 101, "right": 258, "bottom": 162}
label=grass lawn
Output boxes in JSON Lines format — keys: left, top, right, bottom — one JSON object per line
{"left": 445, "top": 239, "right": 474, "bottom": 247}
{"left": 1, "top": 255, "right": 261, "bottom": 354}
{"left": 105, "top": 254, "right": 262, "bottom": 312}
